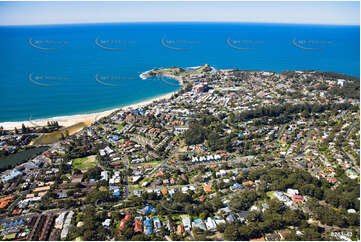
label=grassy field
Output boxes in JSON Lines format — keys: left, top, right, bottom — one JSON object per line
{"left": 266, "top": 191, "right": 276, "bottom": 199}
{"left": 31, "top": 122, "right": 89, "bottom": 145}
{"left": 72, "top": 155, "right": 97, "bottom": 171}
{"left": 128, "top": 185, "right": 136, "bottom": 191}
{"left": 152, "top": 67, "right": 184, "bottom": 74}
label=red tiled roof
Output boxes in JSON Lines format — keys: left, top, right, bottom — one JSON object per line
{"left": 118, "top": 215, "right": 132, "bottom": 232}
{"left": 177, "top": 224, "right": 184, "bottom": 234}
{"left": 134, "top": 219, "right": 143, "bottom": 233}
{"left": 242, "top": 181, "right": 254, "bottom": 186}
{"left": 0, "top": 195, "right": 14, "bottom": 203}
{"left": 0, "top": 201, "right": 9, "bottom": 209}
{"left": 156, "top": 171, "right": 164, "bottom": 177}
{"left": 250, "top": 237, "right": 265, "bottom": 241}
{"left": 12, "top": 209, "right": 22, "bottom": 215}
{"left": 204, "top": 185, "right": 212, "bottom": 193}
{"left": 292, "top": 195, "right": 304, "bottom": 203}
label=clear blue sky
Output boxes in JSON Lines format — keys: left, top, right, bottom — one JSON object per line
{"left": 0, "top": 1, "right": 359, "bottom": 26}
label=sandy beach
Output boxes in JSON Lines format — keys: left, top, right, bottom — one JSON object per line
{"left": 0, "top": 92, "right": 177, "bottom": 130}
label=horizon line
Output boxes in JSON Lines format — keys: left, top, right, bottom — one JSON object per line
{"left": 1, "top": 20, "right": 360, "bottom": 27}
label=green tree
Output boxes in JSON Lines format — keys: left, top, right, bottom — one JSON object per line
{"left": 224, "top": 224, "right": 240, "bottom": 240}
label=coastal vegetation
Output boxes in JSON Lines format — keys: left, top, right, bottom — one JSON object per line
{"left": 12, "top": 121, "right": 61, "bottom": 135}
{"left": 31, "top": 122, "right": 89, "bottom": 145}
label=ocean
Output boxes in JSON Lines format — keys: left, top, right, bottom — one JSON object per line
{"left": 0, "top": 22, "right": 359, "bottom": 122}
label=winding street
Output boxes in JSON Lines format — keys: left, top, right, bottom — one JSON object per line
{"left": 344, "top": 120, "right": 356, "bottom": 140}
{"left": 340, "top": 120, "right": 359, "bottom": 174}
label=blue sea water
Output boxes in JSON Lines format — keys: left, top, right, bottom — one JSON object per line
{"left": 0, "top": 22, "right": 359, "bottom": 122}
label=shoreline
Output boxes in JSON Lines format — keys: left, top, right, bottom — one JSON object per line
{"left": 1, "top": 66, "right": 191, "bottom": 131}
{"left": 0, "top": 91, "right": 177, "bottom": 130}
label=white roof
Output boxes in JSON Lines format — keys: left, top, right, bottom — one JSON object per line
{"left": 102, "top": 219, "right": 111, "bottom": 227}
{"left": 205, "top": 217, "right": 217, "bottom": 230}
{"left": 347, "top": 209, "right": 356, "bottom": 213}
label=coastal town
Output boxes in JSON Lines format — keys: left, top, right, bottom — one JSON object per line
{"left": 0, "top": 64, "right": 359, "bottom": 241}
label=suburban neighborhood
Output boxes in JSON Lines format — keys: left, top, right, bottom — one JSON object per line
{"left": 0, "top": 65, "right": 359, "bottom": 241}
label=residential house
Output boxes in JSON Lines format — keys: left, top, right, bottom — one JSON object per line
{"left": 134, "top": 218, "right": 143, "bottom": 233}
{"left": 192, "top": 218, "right": 206, "bottom": 231}
{"left": 181, "top": 216, "right": 191, "bottom": 232}
{"left": 205, "top": 217, "right": 217, "bottom": 231}
{"left": 153, "top": 218, "right": 161, "bottom": 233}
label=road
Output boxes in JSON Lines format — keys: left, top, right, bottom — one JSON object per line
{"left": 341, "top": 149, "right": 359, "bottom": 174}
{"left": 340, "top": 120, "right": 359, "bottom": 174}
{"left": 300, "top": 134, "right": 310, "bottom": 153}
{"left": 160, "top": 201, "right": 185, "bottom": 213}
{"left": 147, "top": 147, "right": 180, "bottom": 177}
{"left": 174, "top": 152, "right": 304, "bottom": 168}
{"left": 123, "top": 155, "right": 130, "bottom": 199}
{"left": 141, "top": 181, "right": 203, "bottom": 193}
{"left": 220, "top": 189, "right": 244, "bottom": 200}
{"left": 344, "top": 120, "right": 356, "bottom": 140}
